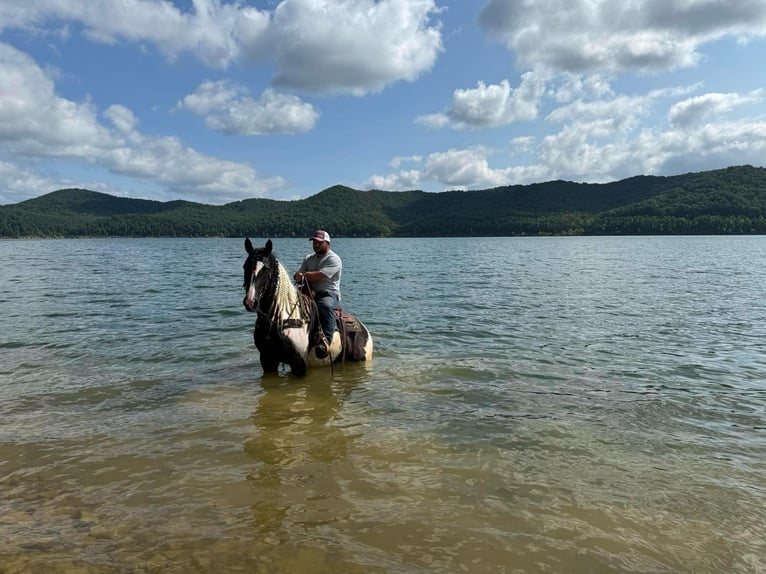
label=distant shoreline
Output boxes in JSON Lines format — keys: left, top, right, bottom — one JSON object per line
{"left": 3, "top": 165, "right": 766, "bottom": 238}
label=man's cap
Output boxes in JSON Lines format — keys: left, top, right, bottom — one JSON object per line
{"left": 310, "top": 229, "right": 331, "bottom": 242}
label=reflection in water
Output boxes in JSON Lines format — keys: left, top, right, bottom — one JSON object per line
{"left": 242, "top": 368, "right": 369, "bottom": 569}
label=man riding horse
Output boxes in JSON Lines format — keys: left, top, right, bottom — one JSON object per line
{"left": 293, "top": 229, "right": 341, "bottom": 359}
{"left": 242, "top": 237, "right": 372, "bottom": 375}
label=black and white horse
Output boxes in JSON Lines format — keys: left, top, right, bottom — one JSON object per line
{"left": 242, "top": 238, "right": 373, "bottom": 376}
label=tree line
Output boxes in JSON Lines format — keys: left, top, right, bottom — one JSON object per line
{"left": 1, "top": 165, "right": 765, "bottom": 238}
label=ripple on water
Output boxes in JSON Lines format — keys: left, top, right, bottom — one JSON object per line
{"left": 1, "top": 237, "right": 766, "bottom": 572}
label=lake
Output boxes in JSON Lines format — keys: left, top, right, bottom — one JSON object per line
{"left": 1, "top": 236, "right": 765, "bottom": 573}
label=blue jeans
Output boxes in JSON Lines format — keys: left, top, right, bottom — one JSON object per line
{"left": 315, "top": 293, "right": 338, "bottom": 344}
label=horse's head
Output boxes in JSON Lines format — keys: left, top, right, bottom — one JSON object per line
{"left": 243, "top": 238, "right": 275, "bottom": 312}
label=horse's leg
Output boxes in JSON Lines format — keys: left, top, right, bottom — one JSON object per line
{"left": 289, "top": 355, "right": 307, "bottom": 377}
{"left": 259, "top": 354, "right": 280, "bottom": 374}
{"left": 254, "top": 325, "right": 281, "bottom": 374}
{"left": 284, "top": 338, "right": 307, "bottom": 377}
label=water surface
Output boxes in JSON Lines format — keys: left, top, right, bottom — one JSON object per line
{"left": 1, "top": 236, "right": 765, "bottom": 573}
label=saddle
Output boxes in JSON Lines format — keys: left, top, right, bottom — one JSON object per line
{"left": 298, "top": 282, "right": 367, "bottom": 362}
{"left": 334, "top": 308, "right": 368, "bottom": 362}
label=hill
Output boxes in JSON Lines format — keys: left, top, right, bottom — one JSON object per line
{"left": 1, "top": 165, "right": 766, "bottom": 237}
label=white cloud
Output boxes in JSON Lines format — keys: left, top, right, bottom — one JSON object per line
{"left": 0, "top": 158, "right": 129, "bottom": 204}
{"left": 0, "top": 42, "right": 283, "bottom": 203}
{"left": 389, "top": 155, "right": 422, "bottom": 169}
{"left": 104, "top": 104, "right": 138, "bottom": 135}
{"left": 178, "top": 80, "right": 246, "bottom": 116}
{"left": 368, "top": 146, "right": 518, "bottom": 190}
{"left": 423, "top": 147, "right": 514, "bottom": 188}
{"left": 416, "top": 72, "right": 545, "bottom": 129}
{"left": 636, "top": 120, "right": 766, "bottom": 176}
{"left": 0, "top": 0, "right": 443, "bottom": 95}
{"left": 546, "top": 94, "right": 652, "bottom": 135}
{"left": 478, "top": 0, "right": 766, "bottom": 74}
{"left": 511, "top": 136, "right": 535, "bottom": 152}
{"left": 367, "top": 169, "right": 423, "bottom": 191}
{"left": 0, "top": 160, "right": 62, "bottom": 204}
{"left": 669, "top": 90, "right": 763, "bottom": 128}
{"left": 551, "top": 74, "right": 613, "bottom": 103}
{"left": 101, "top": 136, "right": 285, "bottom": 202}
{"left": 370, "top": 85, "right": 766, "bottom": 191}
{"left": 0, "top": 43, "right": 109, "bottom": 153}
{"left": 179, "top": 81, "right": 319, "bottom": 135}
{"left": 0, "top": 0, "right": 269, "bottom": 68}
{"left": 415, "top": 113, "right": 449, "bottom": 129}
{"left": 262, "top": 0, "right": 444, "bottom": 95}
{"left": 533, "top": 87, "right": 766, "bottom": 182}
{"left": 534, "top": 96, "right": 766, "bottom": 183}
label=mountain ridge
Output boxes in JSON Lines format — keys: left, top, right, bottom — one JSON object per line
{"left": 2, "top": 165, "right": 765, "bottom": 237}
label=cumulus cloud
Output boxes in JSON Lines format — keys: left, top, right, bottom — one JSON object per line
{"left": 546, "top": 94, "right": 652, "bottom": 135}
{"left": 478, "top": 0, "right": 766, "bottom": 74}
{"left": 389, "top": 155, "right": 422, "bottom": 169}
{"left": 649, "top": 120, "right": 766, "bottom": 174}
{"left": 0, "top": 43, "right": 109, "bottom": 154}
{"left": 417, "top": 72, "right": 545, "bottom": 129}
{"left": 367, "top": 169, "right": 423, "bottom": 191}
{"left": 530, "top": 87, "right": 766, "bottom": 182}
{"left": 423, "top": 147, "right": 515, "bottom": 187}
{"left": 533, "top": 117, "right": 766, "bottom": 183}
{"left": 178, "top": 81, "right": 319, "bottom": 135}
{"left": 0, "top": 0, "right": 443, "bottom": 95}
{"left": 104, "top": 104, "right": 139, "bottom": 135}
{"left": 0, "top": 42, "right": 282, "bottom": 203}
{"left": 0, "top": 160, "right": 64, "bottom": 204}
{"left": 534, "top": 88, "right": 766, "bottom": 182}
{"left": 178, "top": 80, "right": 245, "bottom": 116}
{"left": 371, "top": 84, "right": 766, "bottom": 191}
{"left": 261, "top": 0, "right": 444, "bottom": 94}
{"left": 368, "top": 146, "right": 521, "bottom": 190}
{"left": 0, "top": 0, "right": 270, "bottom": 68}
{"left": 551, "top": 74, "right": 613, "bottom": 104}
{"left": 669, "top": 90, "right": 763, "bottom": 128}
{"left": 0, "top": 157, "right": 130, "bottom": 204}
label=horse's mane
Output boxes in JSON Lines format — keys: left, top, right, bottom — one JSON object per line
{"left": 273, "top": 260, "right": 299, "bottom": 315}
{"left": 268, "top": 256, "right": 311, "bottom": 323}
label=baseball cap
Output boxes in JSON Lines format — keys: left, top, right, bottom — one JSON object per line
{"left": 310, "top": 229, "right": 331, "bottom": 242}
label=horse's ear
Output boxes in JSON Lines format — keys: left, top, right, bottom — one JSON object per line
{"left": 245, "top": 238, "right": 254, "bottom": 254}
{"left": 264, "top": 239, "right": 273, "bottom": 256}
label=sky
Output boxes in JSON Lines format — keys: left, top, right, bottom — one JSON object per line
{"left": 1, "top": 0, "right": 765, "bottom": 206}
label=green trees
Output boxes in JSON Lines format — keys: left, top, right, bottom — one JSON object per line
{"left": 2, "top": 165, "right": 765, "bottom": 237}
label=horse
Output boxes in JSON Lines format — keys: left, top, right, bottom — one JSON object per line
{"left": 242, "top": 238, "right": 373, "bottom": 376}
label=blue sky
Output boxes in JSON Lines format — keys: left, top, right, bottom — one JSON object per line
{"left": 1, "top": 0, "right": 765, "bottom": 205}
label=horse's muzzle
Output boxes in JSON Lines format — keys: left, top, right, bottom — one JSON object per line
{"left": 243, "top": 297, "right": 256, "bottom": 312}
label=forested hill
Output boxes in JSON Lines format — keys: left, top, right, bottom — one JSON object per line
{"left": 2, "top": 165, "right": 766, "bottom": 237}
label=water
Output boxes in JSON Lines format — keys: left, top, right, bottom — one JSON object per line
{"left": 1, "top": 236, "right": 765, "bottom": 573}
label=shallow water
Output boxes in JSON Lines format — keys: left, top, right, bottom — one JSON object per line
{"left": 1, "top": 236, "right": 765, "bottom": 573}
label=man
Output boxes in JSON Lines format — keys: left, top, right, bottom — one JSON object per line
{"left": 294, "top": 229, "right": 342, "bottom": 358}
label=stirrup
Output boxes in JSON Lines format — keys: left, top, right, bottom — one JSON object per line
{"left": 314, "top": 333, "right": 330, "bottom": 359}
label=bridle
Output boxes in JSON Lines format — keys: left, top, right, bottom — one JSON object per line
{"left": 244, "top": 253, "right": 311, "bottom": 335}
{"left": 243, "top": 252, "right": 273, "bottom": 314}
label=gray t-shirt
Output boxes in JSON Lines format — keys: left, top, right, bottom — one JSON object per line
{"left": 298, "top": 249, "right": 342, "bottom": 300}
